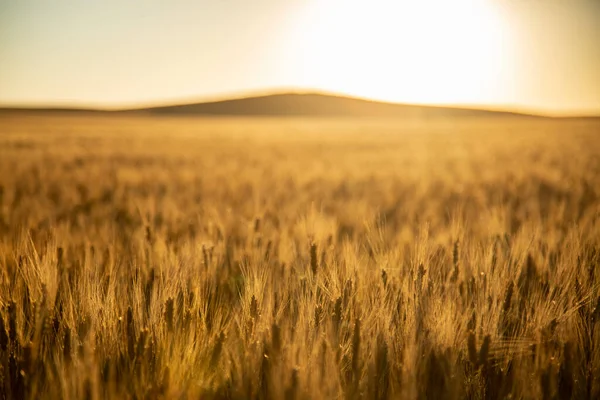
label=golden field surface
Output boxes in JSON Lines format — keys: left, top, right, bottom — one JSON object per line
{"left": 0, "top": 115, "right": 599, "bottom": 399}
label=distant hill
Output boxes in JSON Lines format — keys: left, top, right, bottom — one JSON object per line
{"left": 1, "top": 92, "right": 590, "bottom": 118}
{"left": 133, "top": 93, "right": 536, "bottom": 118}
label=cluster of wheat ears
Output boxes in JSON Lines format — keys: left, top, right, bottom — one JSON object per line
{"left": 0, "top": 116, "right": 599, "bottom": 399}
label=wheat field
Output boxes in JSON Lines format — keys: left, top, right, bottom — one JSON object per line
{"left": 0, "top": 115, "right": 599, "bottom": 399}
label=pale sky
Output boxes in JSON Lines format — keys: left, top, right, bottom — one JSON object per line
{"left": 1, "top": 0, "right": 599, "bottom": 115}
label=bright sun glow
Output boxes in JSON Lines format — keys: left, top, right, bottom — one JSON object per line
{"left": 289, "top": 0, "right": 510, "bottom": 106}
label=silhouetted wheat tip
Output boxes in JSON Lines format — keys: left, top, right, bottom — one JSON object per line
{"left": 491, "top": 238, "right": 499, "bottom": 271}
{"left": 265, "top": 239, "right": 272, "bottom": 260}
{"left": 145, "top": 225, "right": 153, "bottom": 243}
{"left": 319, "top": 340, "right": 327, "bottom": 384}
{"left": 144, "top": 268, "right": 155, "bottom": 314}
{"left": 526, "top": 253, "right": 536, "bottom": 274}
{"left": 64, "top": 327, "right": 72, "bottom": 364}
{"left": 52, "top": 311, "right": 61, "bottom": 335}
{"left": 467, "top": 310, "right": 476, "bottom": 332}
{"left": 202, "top": 245, "right": 209, "bottom": 267}
{"left": 478, "top": 335, "right": 490, "bottom": 366}
{"left": 418, "top": 263, "right": 426, "bottom": 283}
{"left": 40, "top": 283, "right": 48, "bottom": 310}
{"left": 126, "top": 307, "right": 135, "bottom": 359}
{"left": 254, "top": 217, "right": 261, "bottom": 233}
{"left": 22, "top": 342, "right": 32, "bottom": 372}
{"left": 343, "top": 279, "right": 353, "bottom": 308}
{"left": 310, "top": 242, "right": 318, "bottom": 275}
{"left": 0, "top": 315, "right": 8, "bottom": 351}
{"left": 271, "top": 323, "right": 282, "bottom": 356}
{"left": 57, "top": 246, "right": 64, "bottom": 267}
{"left": 451, "top": 240, "right": 460, "bottom": 281}
{"left": 8, "top": 300, "right": 17, "bottom": 344}
{"left": 22, "top": 285, "right": 32, "bottom": 321}
{"left": 165, "top": 298, "right": 175, "bottom": 332}
{"left": 468, "top": 332, "right": 478, "bottom": 366}
{"left": 333, "top": 297, "right": 342, "bottom": 334}
{"left": 176, "top": 290, "right": 185, "bottom": 323}
{"left": 453, "top": 240, "right": 459, "bottom": 265}
{"left": 250, "top": 295, "right": 259, "bottom": 320}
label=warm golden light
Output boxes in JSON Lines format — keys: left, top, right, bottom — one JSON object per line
{"left": 1, "top": 0, "right": 598, "bottom": 114}
{"left": 289, "top": 0, "right": 510, "bottom": 105}
{"left": 1, "top": 1, "right": 600, "bottom": 398}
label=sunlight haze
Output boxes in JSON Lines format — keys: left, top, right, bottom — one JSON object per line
{"left": 1, "top": 0, "right": 599, "bottom": 115}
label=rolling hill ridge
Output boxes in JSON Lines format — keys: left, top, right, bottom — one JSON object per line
{"left": 0, "top": 92, "right": 585, "bottom": 118}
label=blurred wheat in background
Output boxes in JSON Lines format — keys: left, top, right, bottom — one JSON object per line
{"left": 0, "top": 115, "right": 599, "bottom": 399}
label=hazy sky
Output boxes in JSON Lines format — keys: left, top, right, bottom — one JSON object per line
{"left": 1, "top": 0, "right": 599, "bottom": 115}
